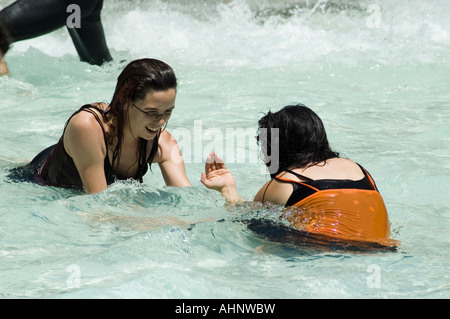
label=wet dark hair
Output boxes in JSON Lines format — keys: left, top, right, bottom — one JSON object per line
{"left": 0, "top": 18, "right": 12, "bottom": 55}
{"left": 257, "top": 104, "right": 339, "bottom": 178}
{"left": 105, "top": 58, "right": 177, "bottom": 182}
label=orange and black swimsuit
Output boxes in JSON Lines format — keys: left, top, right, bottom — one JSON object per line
{"left": 275, "top": 165, "right": 398, "bottom": 247}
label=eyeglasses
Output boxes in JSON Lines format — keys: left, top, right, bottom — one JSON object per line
{"left": 133, "top": 103, "right": 173, "bottom": 120}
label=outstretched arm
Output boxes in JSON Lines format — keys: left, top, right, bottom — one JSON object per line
{"left": 200, "top": 152, "right": 241, "bottom": 203}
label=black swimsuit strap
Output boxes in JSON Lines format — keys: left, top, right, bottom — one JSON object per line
{"left": 66, "top": 104, "right": 123, "bottom": 182}
{"left": 285, "top": 164, "right": 370, "bottom": 183}
{"left": 280, "top": 163, "right": 378, "bottom": 207}
{"left": 284, "top": 169, "right": 314, "bottom": 181}
{"left": 64, "top": 104, "right": 109, "bottom": 149}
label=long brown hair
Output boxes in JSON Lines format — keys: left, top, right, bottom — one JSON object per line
{"left": 105, "top": 58, "right": 177, "bottom": 182}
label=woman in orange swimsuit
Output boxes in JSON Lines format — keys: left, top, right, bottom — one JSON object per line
{"left": 201, "top": 104, "right": 398, "bottom": 248}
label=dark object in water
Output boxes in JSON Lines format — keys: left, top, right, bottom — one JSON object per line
{"left": 243, "top": 218, "right": 398, "bottom": 253}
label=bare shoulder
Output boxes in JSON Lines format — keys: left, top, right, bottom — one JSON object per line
{"left": 302, "top": 158, "right": 364, "bottom": 180}
{"left": 152, "top": 129, "right": 180, "bottom": 163}
{"left": 254, "top": 177, "right": 293, "bottom": 205}
{"left": 327, "top": 158, "right": 363, "bottom": 174}
{"left": 66, "top": 110, "right": 103, "bottom": 135}
{"left": 64, "top": 105, "right": 107, "bottom": 157}
{"left": 66, "top": 103, "right": 109, "bottom": 132}
{"left": 158, "top": 129, "right": 177, "bottom": 145}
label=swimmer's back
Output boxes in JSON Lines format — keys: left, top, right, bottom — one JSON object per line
{"left": 254, "top": 158, "right": 367, "bottom": 205}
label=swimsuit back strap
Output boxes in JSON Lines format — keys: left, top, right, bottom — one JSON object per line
{"left": 356, "top": 163, "right": 378, "bottom": 191}
{"left": 274, "top": 175, "right": 320, "bottom": 192}
{"left": 285, "top": 169, "right": 314, "bottom": 181}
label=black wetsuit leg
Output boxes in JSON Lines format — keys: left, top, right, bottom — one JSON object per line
{"left": 0, "top": 0, "right": 68, "bottom": 41}
{"left": 66, "top": 0, "right": 112, "bottom": 65}
{"left": 0, "top": 0, "right": 112, "bottom": 65}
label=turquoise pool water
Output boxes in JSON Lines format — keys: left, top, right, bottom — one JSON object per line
{"left": 1, "top": 0, "right": 449, "bottom": 298}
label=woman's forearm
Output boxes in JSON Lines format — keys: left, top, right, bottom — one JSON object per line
{"left": 220, "top": 185, "right": 241, "bottom": 203}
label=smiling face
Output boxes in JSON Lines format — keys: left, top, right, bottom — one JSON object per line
{"left": 127, "top": 89, "right": 176, "bottom": 140}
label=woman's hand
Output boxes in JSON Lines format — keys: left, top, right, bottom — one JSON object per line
{"left": 201, "top": 152, "right": 240, "bottom": 202}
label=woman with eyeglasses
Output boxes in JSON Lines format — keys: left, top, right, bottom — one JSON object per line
{"left": 9, "top": 58, "right": 192, "bottom": 193}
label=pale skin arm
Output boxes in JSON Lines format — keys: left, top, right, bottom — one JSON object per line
{"left": 201, "top": 152, "right": 291, "bottom": 206}
{"left": 64, "top": 110, "right": 109, "bottom": 194}
{"left": 253, "top": 176, "right": 292, "bottom": 205}
{"left": 200, "top": 152, "right": 242, "bottom": 203}
{"left": 154, "top": 130, "right": 192, "bottom": 187}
